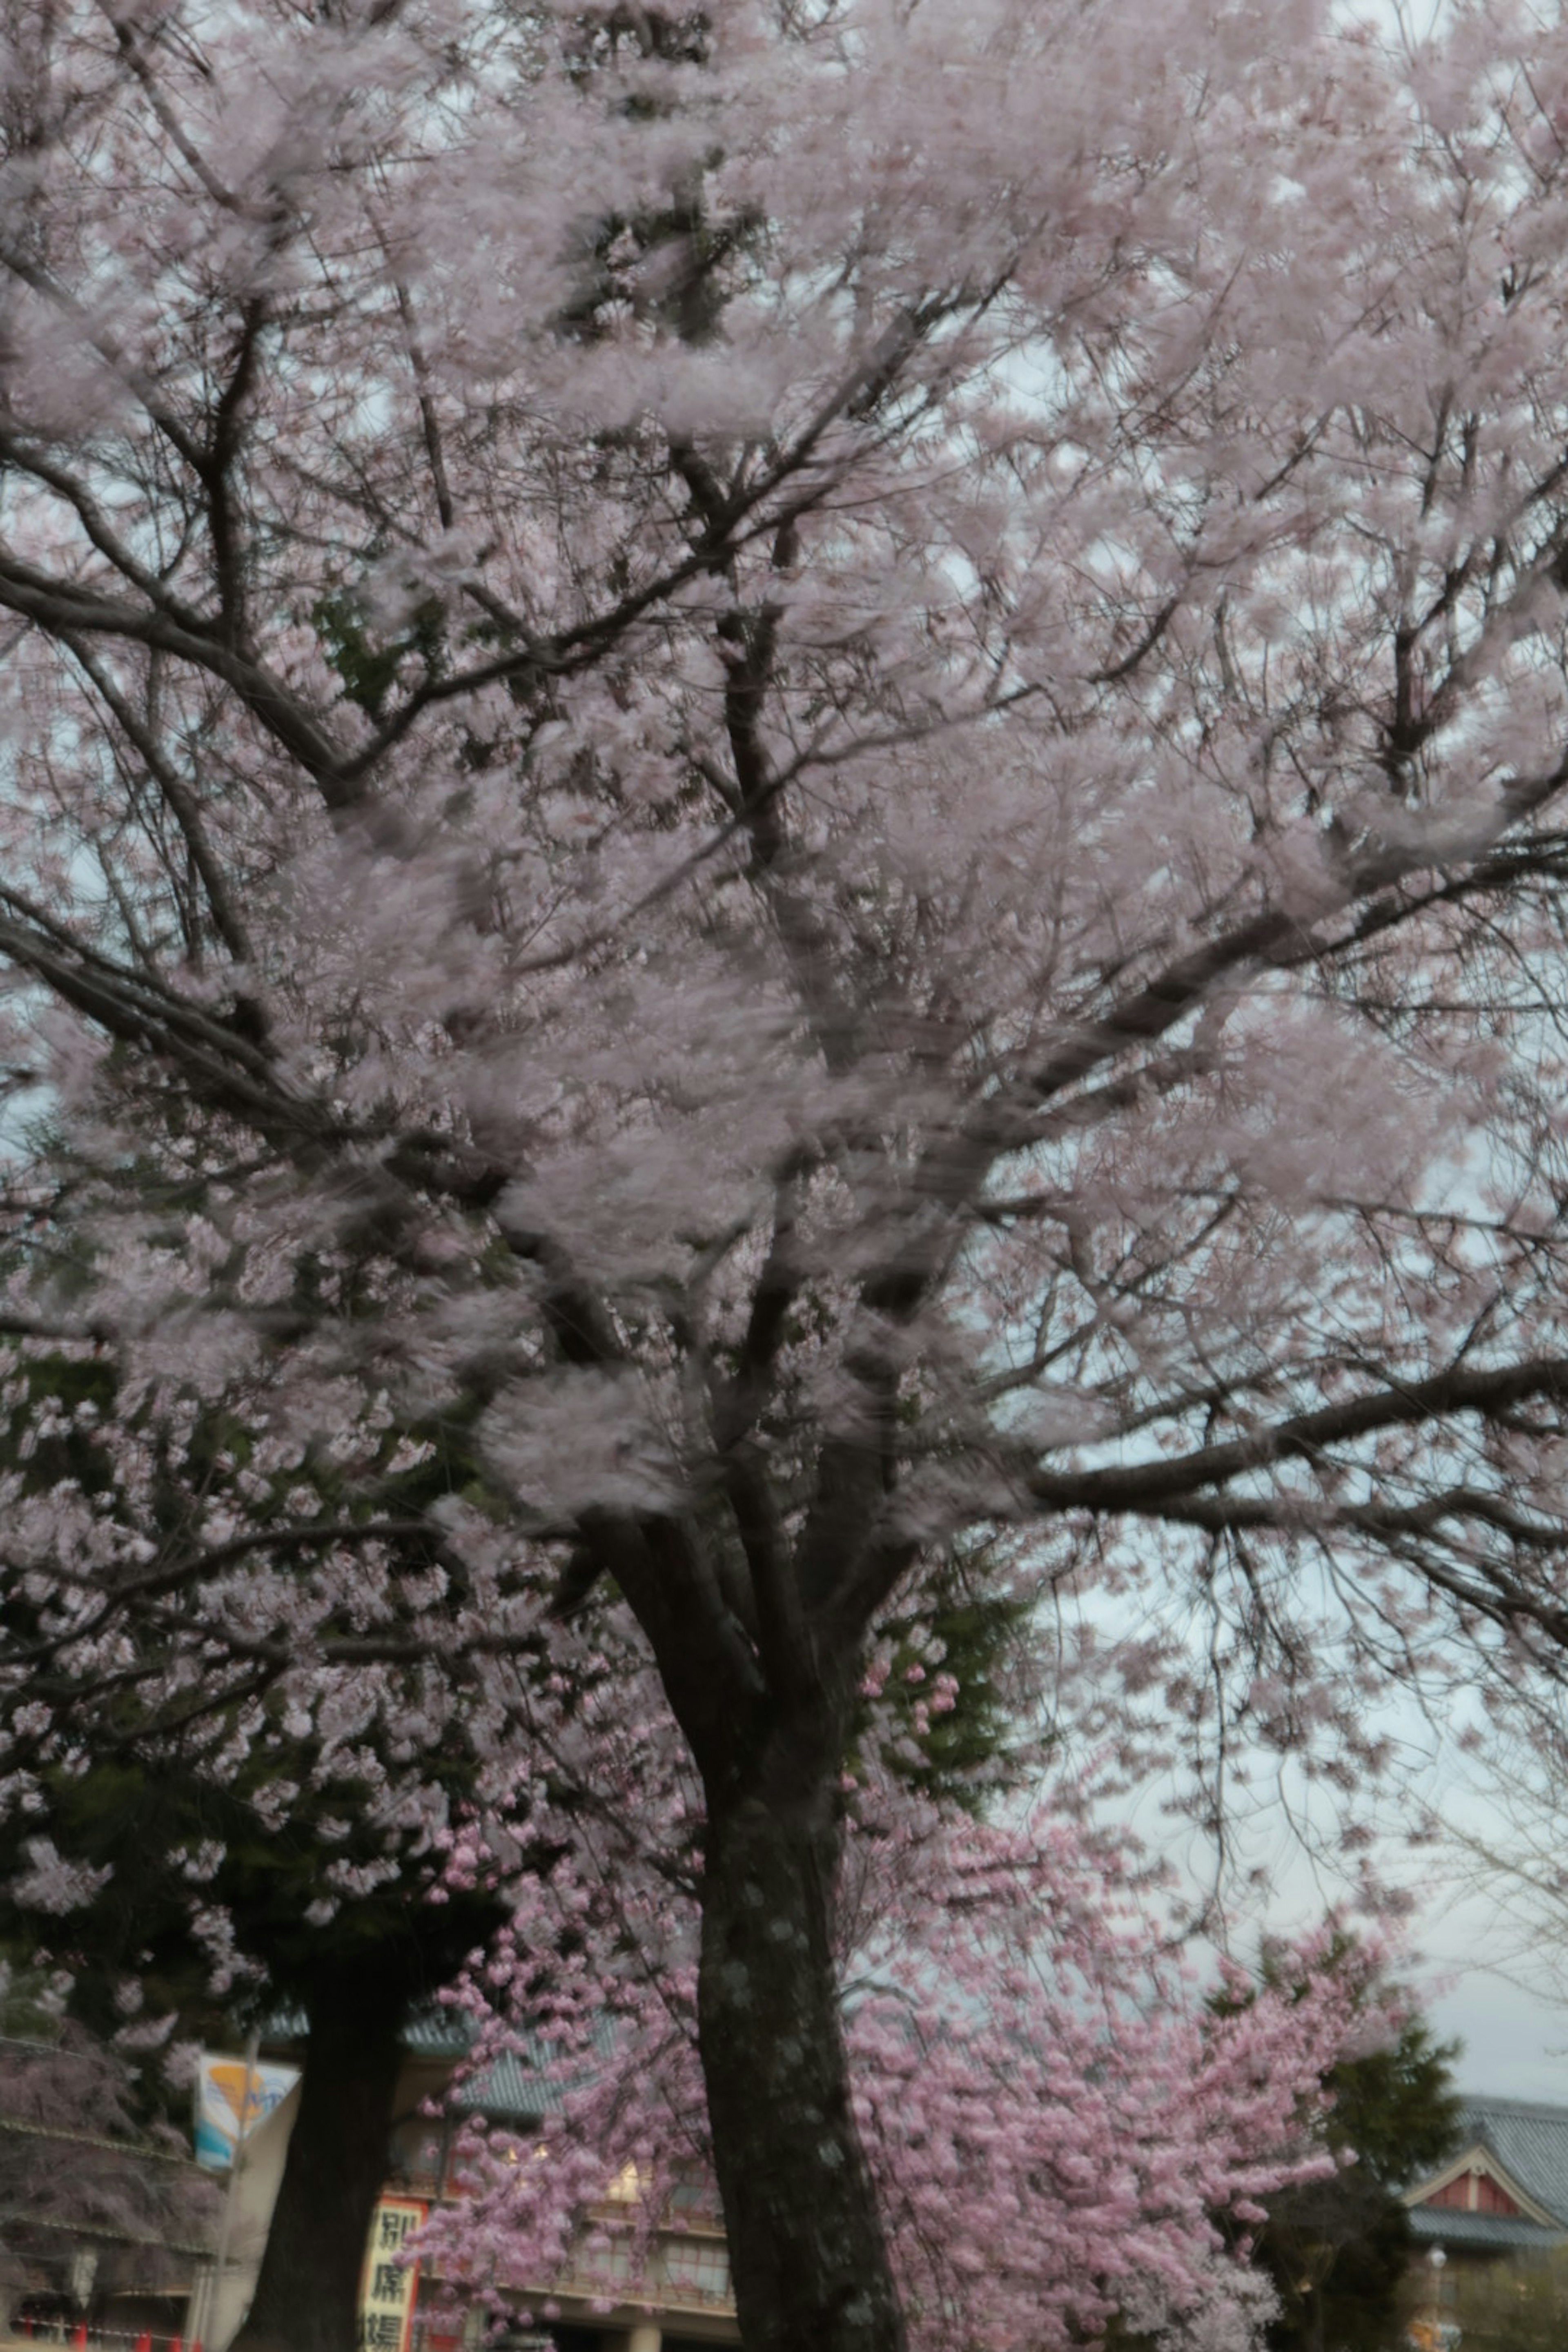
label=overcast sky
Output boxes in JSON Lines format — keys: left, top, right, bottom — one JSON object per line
{"left": 1418, "top": 1894, "right": 1568, "bottom": 2101}
{"left": 1432, "top": 1978, "right": 1568, "bottom": 2100}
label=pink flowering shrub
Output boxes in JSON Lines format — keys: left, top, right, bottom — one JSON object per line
{"left": 422, "top": 1770, "right": 1363, "bottom": 2352}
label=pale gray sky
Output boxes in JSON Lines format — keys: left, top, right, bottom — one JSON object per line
{"left": 1418, "top": 1891, "right": 1568, "bottom": 2100}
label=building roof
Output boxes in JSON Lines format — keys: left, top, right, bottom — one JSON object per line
{"left": 400, "top": 2009, "right": 474, "bottom": 2062}
{"left": 1456, "top": 2096, "right": 1568, "bottom": 2225}
{"left": 270, "top": 2006, "right": 607, "bottom": 2123}
{"left": 453, "top": 2042, "right": 571, "bottom": 2121}
{"left": 1408, "top": 2205, "right": 1565, "bottom": 2253}
{"left": 1403, "top": 2095, "right": 1568, "bottom": 2254}
{"left": 406, "top": 2009, "right": 618, "bottom": 2123}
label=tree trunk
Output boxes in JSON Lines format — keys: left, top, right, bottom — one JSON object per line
{"left": 228, "top": 1956, "right": 407, "bottom": 2352}
{"left": 697, "top": 1757, "right": 909, "bottom": 2352}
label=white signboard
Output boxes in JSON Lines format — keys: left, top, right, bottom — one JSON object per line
{"left": 193, "top": 2050, "right": 301, "bottom": 2170}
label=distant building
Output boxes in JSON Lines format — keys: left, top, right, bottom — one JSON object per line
{"left": 1404, "top": 2096, "right": 1568, "bottom": 2259}
{"left": 383, "top": 2015, "right": 739, "bottom": 2352}
{"left": 194, "top": 2016, "right": 739, "bottom": 2352}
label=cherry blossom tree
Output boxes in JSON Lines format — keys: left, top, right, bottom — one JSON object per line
{"left": 0, "top": 1981, "right": 219, "bottom": 2316}
{"left": 0, "top": 1341, "right": 544, "bottom": 2352}
{"left": 8, "top": 0, "right": 1568, "bottom": 2345}
{"left": 421, "top": 1759, "right": 1372, "bottom": 2352}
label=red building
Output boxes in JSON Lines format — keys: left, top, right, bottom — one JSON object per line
{"left": 1404, "top": 2097, "right": 1568, "bottom": 2262}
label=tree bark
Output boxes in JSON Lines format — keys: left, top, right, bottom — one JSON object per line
{"left": 697, "top": 1739, "right": 909, "bottom": 2352}
{"left": 228, "top": 1955, "right": 408, "bottom": 2352}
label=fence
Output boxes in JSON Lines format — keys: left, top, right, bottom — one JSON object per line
{"left": 6, "top": 2326, "right": 202, "bottom": 2352}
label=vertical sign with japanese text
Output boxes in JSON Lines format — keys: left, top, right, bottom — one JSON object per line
{"left": 357, "top": 2196, "right": 427, "bottom": 2352}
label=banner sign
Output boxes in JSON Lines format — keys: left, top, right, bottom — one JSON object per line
{"left": 358, "top": 2197, "right": 427, "bottom": 2352}
{"left": 193, "top": 2051, "right": 301, "bottom": 2170}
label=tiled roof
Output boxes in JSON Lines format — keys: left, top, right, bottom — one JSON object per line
{"left": 1457, "top": 2096, "right": 1568, "bottom": 2225}
{"left": 415, "top": 2013, "right": 619, "bottom": 2123}
{"left": 269, "top": 2005, "right": 610, "bottom": 2123}
{"left": 1408, "top": 2205, "right": 1565, "bottom": 2253}
{"left": 401, "top": 2009, "right": 474, "bottom": 2060}
{"left": 452, "top": 2041, "right": 572, "bottom": 2120}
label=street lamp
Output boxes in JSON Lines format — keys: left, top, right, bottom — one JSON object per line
{"left": 1428, "top": 2245, "right": 1448, "bottom": 2350}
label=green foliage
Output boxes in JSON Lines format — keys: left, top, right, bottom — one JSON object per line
{"left": 311, "top": 586, "right": 445, "bottom": 718}
{"left": 0, "top": 1341, "right": 508, "bottom": 2044}
{"left": 6, "top": 1352, "right": 118, "bottom": 1498}
{"left": 1323, "top": 2008, "right": 1464, "bottom": 2192}
{"left": 3, "top": 1742, "right": 503, "bottom": 2033}
{"left": 860, "top": 1544, "right": 1036, "bottom": 1812}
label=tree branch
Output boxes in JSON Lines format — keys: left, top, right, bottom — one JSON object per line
{"left": 1024, "top": 1355, "right": 1568, "bottom": 1515}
